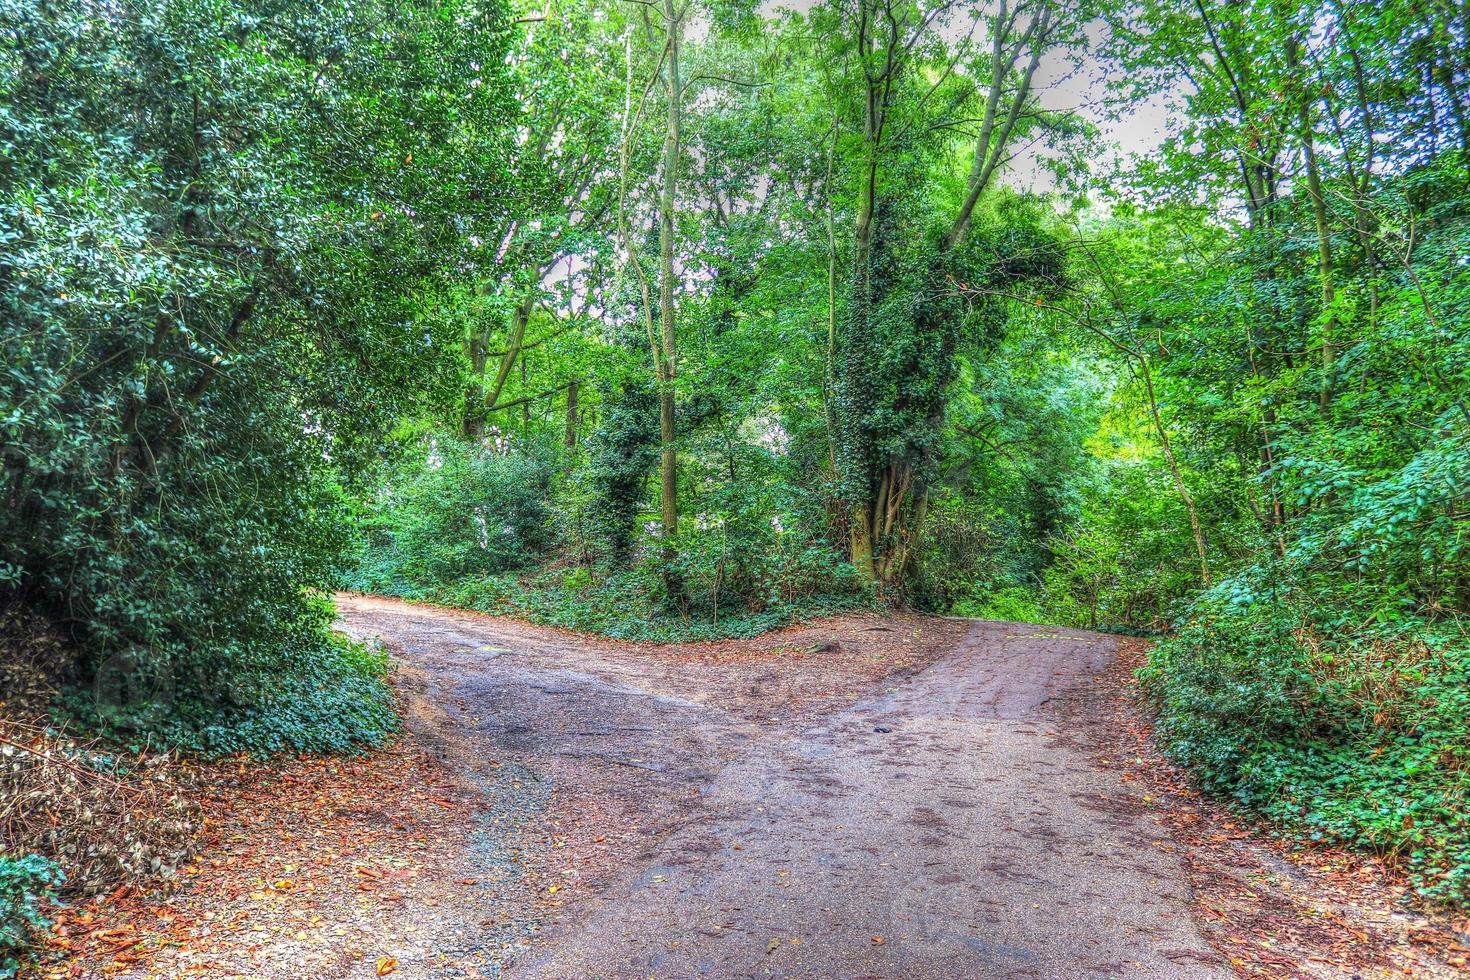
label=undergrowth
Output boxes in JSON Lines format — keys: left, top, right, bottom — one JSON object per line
{"left": 0, "top": 854, "right": 62, "bottom": 979}
{"left": 1141, "top": 575, "right": 1470, "bottom": 907}
{"left": 368, "top": 565, "right": 873, "bottom": 644}
{"left": 62, "top": 631, "right": 398, "bottom": 758}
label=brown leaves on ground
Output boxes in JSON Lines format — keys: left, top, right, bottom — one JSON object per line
{"left": 1102, "top": 637, "right": 1470, "bottom": 980}
{"left": 2, "top": 605, "right": 200, "bottom": 900}
{"left": 37, "top": 740, "right": 487, "bottom": 978}
{"left": 1, "top": 718, "right": 199, "bottom": 897}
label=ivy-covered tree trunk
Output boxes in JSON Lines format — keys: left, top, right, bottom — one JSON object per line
{"left": 564, "top": 381, "right": 579, "bottom": 448}
{"left": 844, "top": 156, "right": 877, "bottom": 582}
{"left": 831, "top": 0, "right": 1061, "bottom": 596}
{"left": 837, "top": 0, "right": 884, "bottom": 585}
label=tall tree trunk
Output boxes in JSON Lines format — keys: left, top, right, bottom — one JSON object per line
{"left": 1302, "top": 130, "right": 1336, "bottom": 409}
{"left": 945, "top": 1, "right": 1051, "bottom": 251}
{"left": 845, "top": 2, "right": 880, "bottom": 584}
{"left": 847, "top": 196, "right": 876, "bottom": 582}
{"left": 834, "top": 0, "right": 1057, "bottom": 593}
{"left": 822, "top": 116, "right": 840, "bottom": 475}
{"left": 657, "top": 0, "right": 683, "bottom": 577}
{"left": 1243, "top": 327, "right": 1289, "bottom": 554}
{"left": 465, "top": 292, "right": 536, "bottom": 437}
{"left": 463, "top": 329, "right": 488, "bottom": 439}
{"left": 519, "top": 353, "right": 530, "bottom": 433}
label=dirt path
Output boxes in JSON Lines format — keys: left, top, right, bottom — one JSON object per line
{"left": 335, "top": 595, "right": 1228, "bottom": 978}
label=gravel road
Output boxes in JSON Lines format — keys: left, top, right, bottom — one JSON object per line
{"left": 335, "top": 595, "right": 1228, "bottom": 979}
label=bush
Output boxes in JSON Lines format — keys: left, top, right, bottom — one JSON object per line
{"left": 347, "top": 427, "right": 871, "bottom": 642}
{"left": 668, "top": 480, "right": 863, "bottom": 618}
{"left": 0, "top": 0, "right": 513, "bottom": 756}
{"left": 346, "top": 438, "right": 557, "bottom": 596}
{"left": 581, "top": 381, "right": 661, "bottom": 564}
{"left": 910, "top": 496, "right": 1026, "bottom": 613}
{"left": 952, "top": 585, "right": 1049, "bottom": 624}
{"left": 1140, "top": 412, "right": 1470, "bottom": 906}
{"left": 65, "top": 625, "right": 398, "bottom": 758}
{"left": 430, "top": 558, "right": 870, "bottom": 644}
{"left": 0, "top": 854, "right": 63, "bottom": 979}
{"left": 1142, "top": 568, "right": 1470, "bottom": 905}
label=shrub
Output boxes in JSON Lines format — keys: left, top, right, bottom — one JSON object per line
{"left": 0, "top": 853, "right": 63, "bottom": 979}
{"left": 348, "top": 427, "right": 870, "bottom": 642}
{"left": 909, "top": 495, "right": 1025, "bottom": 613}
{"left": 346, "top": 438, "right": 557, "bottom": 596}
{"left": 669, "top": 481, "right": 864, "bottom": 619}
{"left": 65, "top": 626, "right": 398, "bottom": 758}
{"left": 0, "top": 0, "right": 513, "bottom": 756}
{"left": 430, "top": 560, "right": 870, "bottom": 644}
{"left": 952, "top": 585, "right": 1049, "bottom": 624}
{"left": 1142, "top": 568, "right": 1470, "bottom": 904}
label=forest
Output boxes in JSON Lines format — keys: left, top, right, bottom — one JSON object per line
{"left": 2, "top": 0, "right": 1468, "bottom": 971}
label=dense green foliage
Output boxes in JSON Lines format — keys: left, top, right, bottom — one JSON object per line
{"left": 1143, "top": 588, "right": 1470, "bottom": 903}
{"left": 332, "top": 0, "right": 1468, "bottom": 903}
{"left": 421, "top": 565, "right": 867, "bottom": 644}
{"left": 349, "top": 437, "right": 557, "bottom": 595}
{"left": 1, "top": 0, "right": 512, "bottom": 752}
{"left": 1098, "top": 1, "right": 1470, "bottom": 903}
{"left": 347, "top": 425, "right": 868, "bottom": 641}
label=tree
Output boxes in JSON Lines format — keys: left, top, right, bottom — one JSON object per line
{"left": 0, "top": 0, "right": 515, "bottom": 749}
{"left": 460, "top": 0, "right": 627, "bottom": 439}
{"left": 829, "top": 0, "right": 1077, "bottom": 590}
{"left": 655, "top": 0, "right": 687, "bottom": 574}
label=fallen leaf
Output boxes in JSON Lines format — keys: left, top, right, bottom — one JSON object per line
{"left": 376, "top": 956, "right": 398, "bottom": 976}
{"left": 872, "top": 936, "right": 885, "bottom": 945}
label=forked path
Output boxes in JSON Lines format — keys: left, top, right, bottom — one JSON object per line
{"left": 337, "top": 595, "right": 1228, "bottom": 979}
